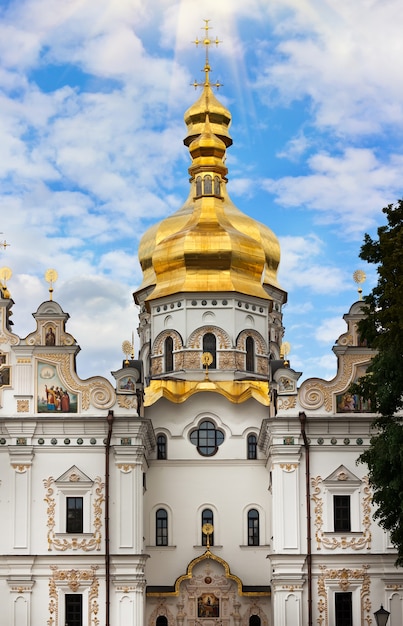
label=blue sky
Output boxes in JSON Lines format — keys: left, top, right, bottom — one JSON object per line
{"left": 0, "top": 0, "right": 401, "bottom": 383}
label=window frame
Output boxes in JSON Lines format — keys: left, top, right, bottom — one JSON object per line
{"left": 247, "top": 509, "right": 260, "bottom": 546}
{"left": 333, "top": 495, "right": 351, "bottom": 532}
{"left": 335, "top": 591, "right": 353, "bottom": 626}
{"left": 157, "top": 433, "right": 167, "bottom": 460}
{"left": 202, "top": 333, "right": 217, "bottom": 369}
{"left": 247, "top": 433, "right": 258, "bottom": 460}
{"left": 66, "top": 496, "right": 84, "bottom": 534}
{"left": 190, "top": 420, "right": 224, "bottom": 457}
{"left": 65, "top": 593, "right": 83, "bottom": 626}
{"left": 156, "top": 508, "right": 168, "bottom": 546}
{"left": 164, "top": 336, "right": 174, "bottom": 373}
{"left": 201, "top": 508, "right": 214, "bottom": 546}
{"left": 245, "top": 336, "right": 255, "bottom": 372}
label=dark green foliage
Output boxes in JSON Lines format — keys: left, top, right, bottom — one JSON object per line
{"left": 354, "top": 200, "right": 403, "bottom": 564}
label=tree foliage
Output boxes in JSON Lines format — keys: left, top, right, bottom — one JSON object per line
{"left": 353, "top": 200, "right": 403, "bottom": 564}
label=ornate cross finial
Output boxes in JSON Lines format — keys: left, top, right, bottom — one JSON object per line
{"left": 45, "top": 269, "right": 58, "bottom": 301}
{"left": 192, "top": 20, "right": 222, "bottom": 90}
{"left": 353, "top": 270, "right": 366, "bottom": 300}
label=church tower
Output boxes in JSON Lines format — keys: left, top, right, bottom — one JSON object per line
{"left": 134, "top": 23, "right": 287, "bottom": 626}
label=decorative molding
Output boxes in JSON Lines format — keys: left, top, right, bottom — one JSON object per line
{"left": 277, "top": 397, "right": 297, "bottom": 410}
{"left": 117, "top": 464, "right": 135, "bottom": 473}
{"left": 36, "top": 353, "right": 115, "bottom": 409}
{"left": 17, "top": 399, "right": 29, "bottom": 412}
{"left": 117, "top": 395, "right": 138, "bottom": 410}
{"left": 44, "top": 475, "right": 104, "bottom": 551}
{"left": 311, "top": 475, "right": 371, "bottom": 550}
{"left": 188, "top": 325, "right": 232, "bottom": 350}
{"left": 12, "top": 464, "right": 30, "bottom": 473}
{"left": 317, "top": 565, "right": 371, "bottom": 626}
{"left": 299, "top": 353, "right": 371, "bottom": 411}
{"left": 280, "top": 463, "right": 298, "bottom": 472}
{"left": 48, "top": 566, "right": 99, "bottom": 626}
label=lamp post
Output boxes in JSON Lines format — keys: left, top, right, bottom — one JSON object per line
{"left": 374, "top": 605, "right": 390, "bottom": 626}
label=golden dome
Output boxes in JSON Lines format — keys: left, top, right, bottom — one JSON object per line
{"left": 136, "top": 59, "right": 281, "bottom": 302}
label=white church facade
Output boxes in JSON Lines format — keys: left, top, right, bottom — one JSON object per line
{"left": 0, "top": 34, "right": 402, "bottom": 626}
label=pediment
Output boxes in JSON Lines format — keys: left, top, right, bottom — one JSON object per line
{"left": 55, "top": 465, "right": 93, "bottom": 486}
{"left": 323, "top": 465, "right": 361, "bottom": 486}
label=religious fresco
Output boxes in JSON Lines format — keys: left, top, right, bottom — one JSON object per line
{"left": 117, "top": 375, "right": 136, "bottom": 393}
{"left": 37, "top": 362, "right": 77, "bottom": 413}
{"left": 197, "top": 593, "right": 219, "bottom": 618}
{"left": 0, "top": 366, "right": 10, "bottom": 387}
{"left": 336, "top": 391, "right": 371, "bottom": 413}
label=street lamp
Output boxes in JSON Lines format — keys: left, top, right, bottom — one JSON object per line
{"left": 374, "top": 605, "right": 390, "bottom": 626}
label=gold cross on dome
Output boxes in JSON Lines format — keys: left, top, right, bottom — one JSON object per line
{"left": 192, "top": 19, "right": 222, "bottom": 89}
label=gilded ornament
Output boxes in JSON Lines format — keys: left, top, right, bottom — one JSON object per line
{"left": 317, "top": 566, "right": 371, "bottom": 626}
{"left": 44, "top": 476, "right": 104, "bottom": 552}
{"left": 311, "top": 475, "right": 371, "bottom": 551}
{"left": 17, "top": 399, "right": 29, "bottom": 412}
{"left": 299, "top": 353, "right": 373, "bottom": 412}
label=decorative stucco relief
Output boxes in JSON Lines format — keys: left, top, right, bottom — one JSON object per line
{"left": 311, "top": 475, "right": 371, "bottom": 551}
{"left": 299, "top": 353, "right": 371, "bottom": 412}
{"left": 44, "top": 475, "right": 104, "bottom": 551}
{"left": 317, "top": 565, "right": 371, "bottom": 626}
{"left": 48, "top": 566, "right": 99, "bottom": 626}
{"left": 37, "top": 353, "right": 115, "bottom": 409}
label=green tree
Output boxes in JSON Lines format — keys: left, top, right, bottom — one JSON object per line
{"left": 353, "top": 200, "right": 403, "bottom": 564}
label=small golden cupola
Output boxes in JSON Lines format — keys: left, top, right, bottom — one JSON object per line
{"left": 136, "top": 24, "right": 281, "bottom": 302}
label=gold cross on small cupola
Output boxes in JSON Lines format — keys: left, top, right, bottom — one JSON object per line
{"left": 192, "top": 19, "right": 222, "bottom": 90}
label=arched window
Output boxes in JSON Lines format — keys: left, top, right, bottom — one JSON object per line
{"left": 164, "top": 336, "right": 174, "bottom": 373}
{"left": 202, "top": 508, "right": 214, "bottom": 546}
{"left": 203, "top": 333, "right": 216, "bottom": 369}
{"left": 190, "top": 420, "right": 224, "bottom": 456}
{"left": 156, "top": 508, "right": 168, "bottom": 546}
{"left": 204, "top": 175, "right": 212, "bottom": 194}
{"left": 196, "top": 176, "right": 202, "bottom": 197}
{"left": 247, "top": 434, "right": 257, "bottom": 460}
{"left": 249, "top": 616, "right": 261, "bottom": 626}
{"left": 156, "top": 617, "right": 168, "bottom": 626}
{"left": 246, "top": 336, "right": 255, "bottom": 372}
{"left": 214, "top": 176, "right": 221, "bottom": 195}
{"left": 157, "top": 434, "right": 167, "bottom": 460}
{"left": 248, "top": 509, "right": 259, "bottom": 546}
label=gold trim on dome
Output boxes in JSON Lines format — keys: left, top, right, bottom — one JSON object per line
{"left": 147, "top": 547, "right": 269, "bottom": 598}
{"left": 317, "top": 566, "right": 370, "bottom": 626}
{"left": 145, "top": 379, "right": 270, "bottom": 406}
{"left": 311, "top": 475, "right": 371, "bottom": 551}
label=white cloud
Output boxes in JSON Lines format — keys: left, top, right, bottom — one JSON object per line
{"left": 263, "top": 149, "right": 403, "bottom": 233}
{"left": 278, "top": 234, "right": 346, "bottom": 293}
{"left": 256, "top": 0, "right": 403, "bottom": 134}
{"left": 315, "top": 315, "right": 346, "bottom": 344}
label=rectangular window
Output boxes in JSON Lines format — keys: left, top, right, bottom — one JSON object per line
{"left": 335, "top": 592, "right": 352, "bottom": 626}
{"left": 334, "top": 495, "right": 351, "bottom": 532}
{"left": 65, "top": 593, "right": 82, "bottom": 626}
{"left": 156, "top": 509, "right": 168, "bottom": 546}
{"left": 66, "top": 497, "right": 83, "bottom": 533}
